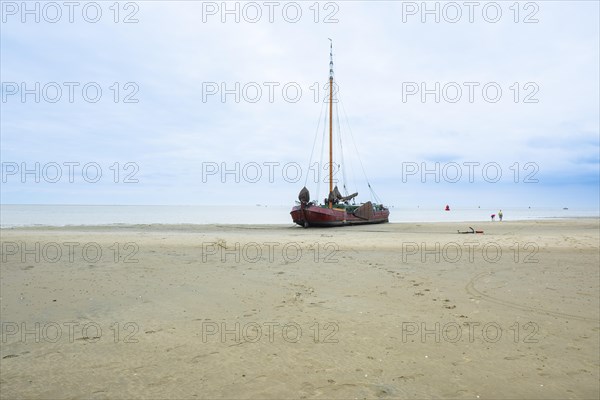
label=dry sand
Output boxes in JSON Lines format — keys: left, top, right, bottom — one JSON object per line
{"left": 1, "top": 219, "right": 599, "bottom": 399}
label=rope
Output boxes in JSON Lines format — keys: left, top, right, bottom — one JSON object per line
{"left": 334, "top": 100, "right": 349, "bottom": 197}
{"left": 304, "top": 97, "right": 327, "bottom": 202}
{"left": 339, "top": 94, "right": 384, "bottom": 205}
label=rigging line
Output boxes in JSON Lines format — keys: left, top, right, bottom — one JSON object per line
{"left": 317, "top": 98, "right": 329, "bottom": 203}
{"left": 305, "top": 98, "right": 327, "bottom": 188}
{"left": 339, "top": 97, "right": 359, "bottom": 201}
{"left": 338, "top": 92, "right": 370, "bottom": 202}
{"left": 334, "top": 99, "right": 348, "bottom": 197}
{"left": 371, "top": 187, "right": 383, "bottom": 204}
{"left": 321, "top": 87, "right": 333, "bottom": 202}
{"left": 338, "top": 94, "right": 369, "bottom": 183}
{"left": 338, "top": 94, "right": 381, "bottom": 203}
{"left": 339, "top": 96, "right": 383, "bottom": 204}
{"left": 367, "top": 182, "right": 382, "bottom": 204}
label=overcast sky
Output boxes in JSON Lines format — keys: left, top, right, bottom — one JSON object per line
{"left": 1, "top": 1, "right": 598, "bottom": 208}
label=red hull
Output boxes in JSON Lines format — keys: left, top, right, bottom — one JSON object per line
{"left": 290, "top": 204, "right": 389, "bottom": 227}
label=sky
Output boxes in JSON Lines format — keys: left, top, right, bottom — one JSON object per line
{"left": 1, "top": 0, "right": 599, "bottom": 208}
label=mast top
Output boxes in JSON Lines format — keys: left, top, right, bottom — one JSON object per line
{"left": 328, "top": 38, "right": 334, "bottom": 80}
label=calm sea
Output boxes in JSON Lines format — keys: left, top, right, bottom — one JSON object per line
{"left": 0, "top": 205, "right": 598, "bottom": 228}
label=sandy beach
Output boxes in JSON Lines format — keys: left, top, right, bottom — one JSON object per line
{"left": 1, "top": 219, "right": 598, "bottom": 399}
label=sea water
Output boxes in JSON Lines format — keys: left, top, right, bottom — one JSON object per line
{"left": 1, "top": 204, "right": 598, "bottom": 228}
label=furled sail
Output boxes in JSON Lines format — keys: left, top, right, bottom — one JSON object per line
{"left": 328, "top": 185, "right": 358, "bottom": 203}
{"left": 340, "top": 192, "right": 358, "bottom": 202}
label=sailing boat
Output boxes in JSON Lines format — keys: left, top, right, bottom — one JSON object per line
{"left": 290, "top": 41, "right": 390, "bottom": 227}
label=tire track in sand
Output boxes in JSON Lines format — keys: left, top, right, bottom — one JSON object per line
{"left": 466, "top": 271, "right": 599, "bottom": 323}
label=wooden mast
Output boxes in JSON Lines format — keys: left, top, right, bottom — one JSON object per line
{"left": 328, "top": 39, "right": 333, "bottom": 209}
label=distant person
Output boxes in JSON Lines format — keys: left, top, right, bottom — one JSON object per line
{"left": 498, "top": 210, "right": 503, "bottom": 221}
{"left": 491, "top": 214, "right": 495, "bottom": 221}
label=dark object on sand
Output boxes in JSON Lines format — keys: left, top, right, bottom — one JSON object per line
{"left": 458, "top": 227, "right": 484, "bottom": 234}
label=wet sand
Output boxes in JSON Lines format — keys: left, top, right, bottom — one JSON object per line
{"left": 1, "top": 219, "right": 599, "bottom": 399}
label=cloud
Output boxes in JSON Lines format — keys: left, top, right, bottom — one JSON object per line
{"left": 1, "top": 1, "right": 598, "bottom": 207}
